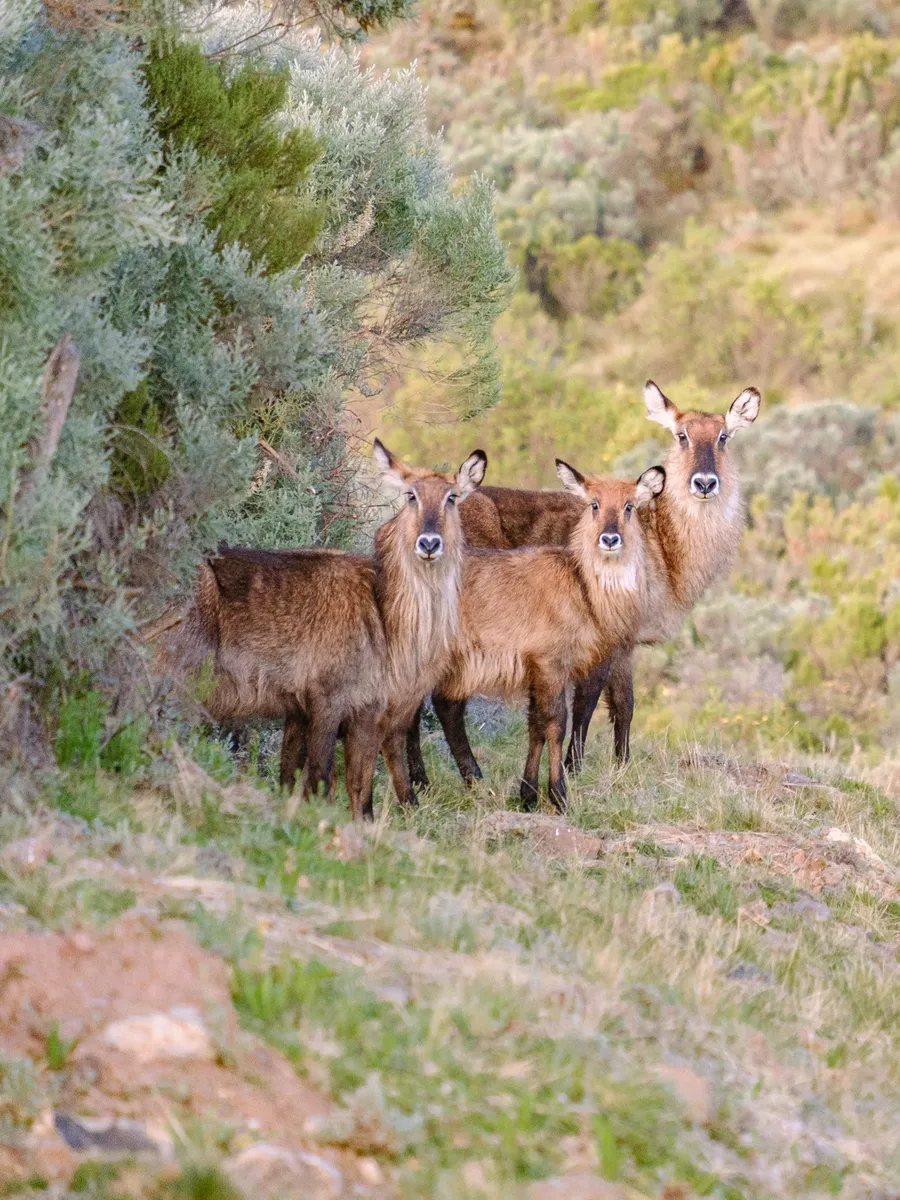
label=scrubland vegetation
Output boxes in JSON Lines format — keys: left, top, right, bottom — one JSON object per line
{"left": 369, "top": 0, "right": 900, "bottom": 764}
{"left": 1, "top": 0, "right": 900, "bottom": 1197}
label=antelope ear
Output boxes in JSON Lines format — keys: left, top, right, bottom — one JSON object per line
{"left": 725, "top": 387, "right": 761, "bottom": 434}
{"left": 456, "top": 449, "right": 487, "bottom": 496}
{"left": 635, "top": 465, "right": 666, "bottom": 507}
{"left": 643, "top": 380, "right": 680, "bottom": 434}
{"left": 373, "top": 438, "right": 412, "bottom": 488}
{"left": 556, "top": 459, "right": 588, "bottom": 499}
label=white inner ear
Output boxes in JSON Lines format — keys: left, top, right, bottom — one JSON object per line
{"left": 634, "top": 482, "right": 653, "bottom": 507}
{"left": 644, "top": 382, "right": 679, "bottom": 434}
{"left": 725, "top": 388, "right": 761, "bottom": 433}
{"left": 635, "top": 467, "right": 665, "bottom": 507}
{"left": 556, "top": 462, "right": 588, "bottom": 499}
{"left": 372, "top": 440, "right": 393, "bottom": 474}
{"left": 457, "top": 452, "right": 486, "bottom": 496}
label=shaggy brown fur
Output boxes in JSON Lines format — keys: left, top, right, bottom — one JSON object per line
{"left": 166, "top": 442, "right": 486, "bottom": 819}
{"left": 436, "top": 468, "right": 664, "bottom": 810}
{"left": 408, "top": 381, "right": 760, "bottom": 787}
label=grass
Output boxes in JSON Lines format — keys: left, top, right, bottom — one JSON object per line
{"left": 5, "top": 715, "right": 900, "bottom": 1197}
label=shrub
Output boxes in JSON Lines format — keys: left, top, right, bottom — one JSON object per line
{"left": 0, "top": 0, "right": 511, "bottom": 754}
{"left": 144, "top": 41, "right": 323, "bottom": 273}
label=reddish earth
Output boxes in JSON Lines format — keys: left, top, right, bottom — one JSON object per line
{"left": 0, "top": 914, "right": 383, "bottom": 1193}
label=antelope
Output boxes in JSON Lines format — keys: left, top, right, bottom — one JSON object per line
{"left": 434, "top": 466, "right": 665, "bottom": 810}
{"left": 169, "top": 441, "right": 486, "bottom": 819}
{"left": 407, "top": 381, "right": 761, "bottom": 788}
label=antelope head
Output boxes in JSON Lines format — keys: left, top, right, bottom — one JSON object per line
{"left": 643, "top": 381, "right": 760, "bottom": 503}
{"left": 373, "top": 439, "right": 487, "bottom": 565}
{"left": 556, "top": 460, "right": 665, "bottom": 585}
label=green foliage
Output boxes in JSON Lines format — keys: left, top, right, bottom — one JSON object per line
{"left": 54, "top": 688, "right": 109, "bottom": 770}
{"left": 108, "top": 381, "right": 171, "bottom": 497}
{"left": 160, "top": 1167, "right": 242, "bottom": 1200}
{"left": 535, "top": 235, "right": 644, "bottom": 319}
{"left": 45, "top": 1022, "right": 78, "bottom": 1071}
{"left": 0, "top": 0, "right": 510, "bottom": 751}
{"left": 144, "top": 42, "right": 322, "bottom": 273}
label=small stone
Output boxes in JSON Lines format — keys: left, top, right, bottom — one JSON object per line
{"left": 727, "top": 961, "right": 775, "bottom": 985}
{"left": 69, "top": 931, "right": 95, "bottom": 955}
{"left": 1, "top": 835, "right": 52, "bottom": 872}
{"left": 357, "top": 1157, "right": 383, "bottom": 1185}
{"left": 227, "top": 1143, "right": 343, "bottom": 1199}
{"left": 737, "top": 899, "right": 770, "bottom": 926}
{"left": 102, "top": 1007, "right": 212, "bottom": 1063}
{"left": 771, "top": 894, "right": 831, "bottom": 923}
{"left": 643, "top": 881, "right": 680, "bottom": 906}
{"left": 53, "top": 1113, "right": 171, "bottom": 1157}
{"left": 653, "top": 1065, "right": 714, "bottom": 1125}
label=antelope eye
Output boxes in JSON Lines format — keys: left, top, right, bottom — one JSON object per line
{"left": 718, "top": 431, "right": 728, "bottom": 446}
{"left": 406, "top": 491, "right": 416, "bottom": 504}
{"left": 591, "top": 501, "right": 599, "bottom": 513}
{"left": 677, "top": 431, "right": 689, "bottom": 445}
{"left": 446, "top": 492, "right": 457, "bottom": 505}
{"left": 624, "top": 502, "right": 633, "bottom": 515}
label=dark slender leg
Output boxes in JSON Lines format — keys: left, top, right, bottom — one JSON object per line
{"left": 433, "top": 693, "right": 483, "bottom": 785}
{"left": 565, "top": 658, "right": 612, "bottom": 774}
{"left": 406, "top": 703, "right": 430, "bottom": 790}
{"left": 606, "top": 651, "right": 635, "bottom": 764}
{"left": 280, "top": 712, "right": 307, "bottom": 791}
{"left": 301, "top": 711, "right": 340, "bottom": 802}
{"left": 544, "top": 689, "right": 568, "bottom": 812}
{"left": 381, "top": 726, "right": 418, "bottom": 809}
{"left": 343, "top": 715, "right": 380, "bottom": 821}
{"left": 520, "top": 690, "right": 546, "bottom": 811}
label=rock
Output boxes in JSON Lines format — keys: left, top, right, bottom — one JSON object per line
{"left": 726, "top": 961, "right": 775, "bottom": 985}
{"left": 641, "top": 882, "right": 680, "bottom": 908}
{"left": 53, "top": 1112, "right": 172, "bottom": 1156}
{"left": 226, "top": 1143, "right": 344, "bottom": 1199}
{"left": 102, "top": 1006, "right": 213, "bottom": 1063}
{"left": 653, "top": 1065, "right": 714, "bottom": 1125}
{"left": 480, "top": 812, "right": 603, "bottom": 859}
{"left": 737, "top": 899, "right": 770, "bottom": 926}
{"left": 821, "top": 827, "right": 885, "bottom": 869}
{"left": 771, "top": 894, "right": 831, "bottom": 923}
{"left": 356, "top": 1157, "right": 383, "bottom": 1185}
{"left": 1, "top": 835, "right": 53, "bottom": 872}
{"left": 528, "top": 1175, "right": 635, "bottom": 1199}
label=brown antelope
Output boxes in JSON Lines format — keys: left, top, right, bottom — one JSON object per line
{"left": 435, "top": 466, "right": 665, "bottom": 810}
{"left": 408, "top": 381, "right": 761, "bottom": 787}
{"left": 169, "top": 441, "right": 486, "bottom": 819}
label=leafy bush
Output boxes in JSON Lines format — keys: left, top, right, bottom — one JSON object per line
{"left": 0, "top": 0, "right": 511, "bottom": 755}
{"left": 144, "top": 41, "right": 323, "bottom": 272}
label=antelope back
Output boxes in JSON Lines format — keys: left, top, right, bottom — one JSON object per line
{"left": 467, "top": 485, "right": 583, "bottom": 549}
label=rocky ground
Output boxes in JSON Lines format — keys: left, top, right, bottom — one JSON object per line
{"left": 2, "top": 716, "right": 900, "bottom": 1197}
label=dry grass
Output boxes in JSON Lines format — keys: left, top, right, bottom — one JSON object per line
{"left": 4, "top": 719, "right": 900, "bottom": 1197}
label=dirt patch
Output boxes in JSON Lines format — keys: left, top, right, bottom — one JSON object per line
{"left": 479, "top": 811, "right": 604, "bottom": 859}
{"left": 613, "top": 824, "right": 900, "bottom": 900}
{"left": 0, "top": 916, "right": 384, "bottom": 1193}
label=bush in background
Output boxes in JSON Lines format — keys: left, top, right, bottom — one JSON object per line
{"left": 0, "top": 0, "right": 512, "bottom": 767}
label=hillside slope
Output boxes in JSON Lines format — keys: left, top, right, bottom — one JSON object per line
{"left": 360, "top": 0, "right": 900, "bottom": 763}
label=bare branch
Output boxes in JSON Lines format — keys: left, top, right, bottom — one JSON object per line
{"left": 30, "top": 334, "right": 81, "bottom": 473}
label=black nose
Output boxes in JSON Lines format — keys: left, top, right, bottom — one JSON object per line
{"left": 416, "top": 535, "right": 443, "bottom": 558}
{"left": 600, "top": 532, "right": 622, "bottom": 550}
{"left": 691, "top": 473, "right": 719, "bottom": 497}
